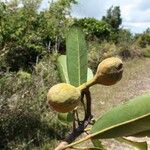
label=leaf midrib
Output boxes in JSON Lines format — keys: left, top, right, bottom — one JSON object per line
{"left": 76, "top": 28, "right": 81, "bottom": 85}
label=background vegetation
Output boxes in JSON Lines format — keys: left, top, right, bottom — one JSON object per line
{"left": 0, "top": 0, "right": 150, "bottom": 149}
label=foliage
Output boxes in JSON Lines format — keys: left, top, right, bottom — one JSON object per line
{"left": 91, "top": 93, "right": 150, "bottom": 139}
{"left": 0, "top": 0, "right": 45, "bottom": 71}
{"left": 0, "top": 55, "right": 65, "bottom": 149}
{"left": 57, "top": 55, "right": 93, "bottom": 84}
{"left": 4, "top": 45, "right": 42, "bottom": 71}
{"left": 0, "top": 0, "right": 78, "bottom": 72}
{"left": 102, "top": 6, "right": 122, "bottom": 30}
{"left": 142, "top": 45, "right": 150, "bottom": 57}
{"left": 42, "top": 0, "right": 77, "bottom": 52}
{"left": 87, "top": 28, "right": 144, "bottom": 68}
{"left": 0, "top": 0, "right": 148, "bottom": 74}
{"left": 135, "top": 28, "right": 150, "bottom": 48}
{"left": 0, "top": 0, "right": 42, "bottom": 48}
{"left": 101, "top": 6, "right": 123, "bottom": 43}
{"left": 58, "top": 27, "right": 94, "bottom": 86}
{"left": 66, "top": 27, "right": 88, "bottom": 86}
{"left": 116, "top": 29, "right": 134, "bottom": 59}
{"left": 88, "top": 41, "right": 118, "bottom": 72}
{"left": 74, "top": 18, "right": 112, "bottom": 40}
{"left": 57, "top": 55, "right": 70, "bottom": 83}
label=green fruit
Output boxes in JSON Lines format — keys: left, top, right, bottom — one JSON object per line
{"left": 47, "top": 83, "right": 81, "bottom": 113}
{"left": 95, "top": 57, "right": 123, "bottom": 85}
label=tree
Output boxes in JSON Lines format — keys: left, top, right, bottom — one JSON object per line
{"left": 45, "top": 0, "right": 77, "bottom": 52}
{"left": 0, "top": 0, "right": 78, "bottom": 71}
{"left": 102, "top": 6, "right": 122, "bottom": 30}
{"left": 0, "top": 0, "right": 44, "bottom": 71}
{"left": 74, "top": 18, "right": 112, "bottom": 41}
{"left": 0, "top": 0, "right": 42, "bottom": 49}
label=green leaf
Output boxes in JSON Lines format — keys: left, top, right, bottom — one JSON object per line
{"left": 116, "top": 137, "right": 148, "bottom": 150}
{"left": 87, "top": 68, "right": 94, "bottom": 81}
{"left": 57, "top": 55, "right": 92, "bottom": 84}
{"left": 57, "top": 55, "right": 70, "bottom": 83}
{"left": 66, "top": 27, "right": 87, "bottom": 86}
{"left": 91, "top": 93, "right": 150, "bottom": 139}
{"left": 57, "top": 112, "right": 73, "bottom": 125}
{"left": 91, "top": 139, "right": 104, "bottom": 149}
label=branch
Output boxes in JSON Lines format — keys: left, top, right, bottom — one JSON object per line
{"left": 84, "top": 89, "right": 92, "bottom": 120}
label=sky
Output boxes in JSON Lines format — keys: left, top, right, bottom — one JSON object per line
{"left": 41, "top": 0, "right": 150, "bottom": 33}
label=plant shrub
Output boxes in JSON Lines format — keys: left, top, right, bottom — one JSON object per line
{"left": 88, "top": 41, "right": 118, "bottom": 72}
{"left": 5, "top": 45, "right": 42, "bottom": 71}
{"left": 0, "top": 55, "right": 67, "bottom": 149}
{"left": 142, "top": 46, "right": 150, "bottom": 57}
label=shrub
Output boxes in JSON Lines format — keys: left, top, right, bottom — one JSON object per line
{"left": 114, "top": 29, "right": 134, "bottom": 59}
{"left": 0, "top": 54, "right": 8, "bottom": 74}
{"left": 5, "top": 45, "right": 43, "bottom": 72}
{"left": 88, "top": 41, "right": 118, "bottom": 72}
{"left": 142, "top": 45, "right": 150, "bottom": 57}
{"left": 0, "top": 55, "right": 67, "bottom": 149}
{"left": 17, "top": 70, "right": 31, "bottom": 81}
{"left": 135, "top": 30, "right": 150, "bottom": 48}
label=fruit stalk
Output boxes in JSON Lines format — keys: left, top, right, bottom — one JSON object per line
{"left": 77, "top": 76, "right": 97, "bottom": 91}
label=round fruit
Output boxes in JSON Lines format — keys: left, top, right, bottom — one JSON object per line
{"left": 95, "top": 57, "right": 123, "bottom": 85}
{"left": 47, "top": 83, "right": 81, "bottom": 113}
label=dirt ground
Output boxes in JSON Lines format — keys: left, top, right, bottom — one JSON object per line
{"left": 88, "top": 58, "right": 150, "bottom": 150}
